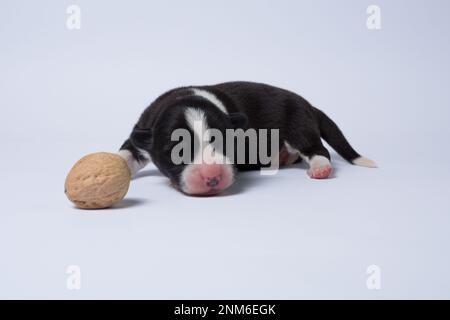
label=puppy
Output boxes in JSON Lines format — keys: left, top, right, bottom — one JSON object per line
{"left": 118, "top": 81, "right": 375, "bottom": 195}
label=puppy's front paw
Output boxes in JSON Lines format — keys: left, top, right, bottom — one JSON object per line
{"left": 307, "top": 165, "right": 332, "bottom": 179}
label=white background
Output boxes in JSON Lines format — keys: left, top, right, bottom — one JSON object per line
{"left": 1, "top": 0, "right": 449, "bottom": 299}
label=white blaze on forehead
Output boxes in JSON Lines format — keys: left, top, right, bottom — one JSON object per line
{"left": 185, "top": 107, "right": 210, "bottom": 142}
{"left": 185, "top": 107, "right": 210, "bottom": 162}
{"left": 191, "top": 88, "right": 228, "bottom": 114}
{"left": 184, "top": 107, "right": 229, "bottom": 165}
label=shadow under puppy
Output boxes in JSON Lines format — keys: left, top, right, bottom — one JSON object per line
{"left": 118, "top": 81, "right": 376, "bottom": 196}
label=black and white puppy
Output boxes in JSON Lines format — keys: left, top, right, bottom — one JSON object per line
{"left": 118, "top": 81, "right": 375, "bottom": 195}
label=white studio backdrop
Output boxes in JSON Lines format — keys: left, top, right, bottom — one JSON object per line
{"left": 0, "top": 0, "right": 449, "bottom": 299}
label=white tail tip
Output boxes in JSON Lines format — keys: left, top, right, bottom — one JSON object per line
{"left": 352, "top": 156, "right": 377, "bottom": 168}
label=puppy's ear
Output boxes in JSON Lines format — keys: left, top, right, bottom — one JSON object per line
{"left": 130, "top": 125, "right": 153, "bottom": 150}
{"left": 229, "top": 112, "right": 248, "bottom": 129}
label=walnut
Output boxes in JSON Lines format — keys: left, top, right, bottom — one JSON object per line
{"left": 64, "top": 152, "right": 131, "bottom": 209}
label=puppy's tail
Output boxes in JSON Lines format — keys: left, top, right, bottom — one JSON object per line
{"left": 313, "top": 107, "right": 377, "bottom": 168}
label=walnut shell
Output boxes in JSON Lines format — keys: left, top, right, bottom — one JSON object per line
{"left": 64, "top": 152, "right": 131, "bottom": 209}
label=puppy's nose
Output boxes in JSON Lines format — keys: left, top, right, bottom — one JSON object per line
{"left": 206, "top": 177, "right": 219, "bottom": 188}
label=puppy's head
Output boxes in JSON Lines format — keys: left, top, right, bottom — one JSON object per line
{"left": 133, "top": 98, "right": 247, "bottom": 196}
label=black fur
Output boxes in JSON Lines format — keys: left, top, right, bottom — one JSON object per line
{"left": 120, "top": 81, "right": 362, "bottom": 186}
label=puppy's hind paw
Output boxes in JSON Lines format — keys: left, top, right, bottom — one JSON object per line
{"left": 307, "top": 165, "right": 332, "bottom": 179}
